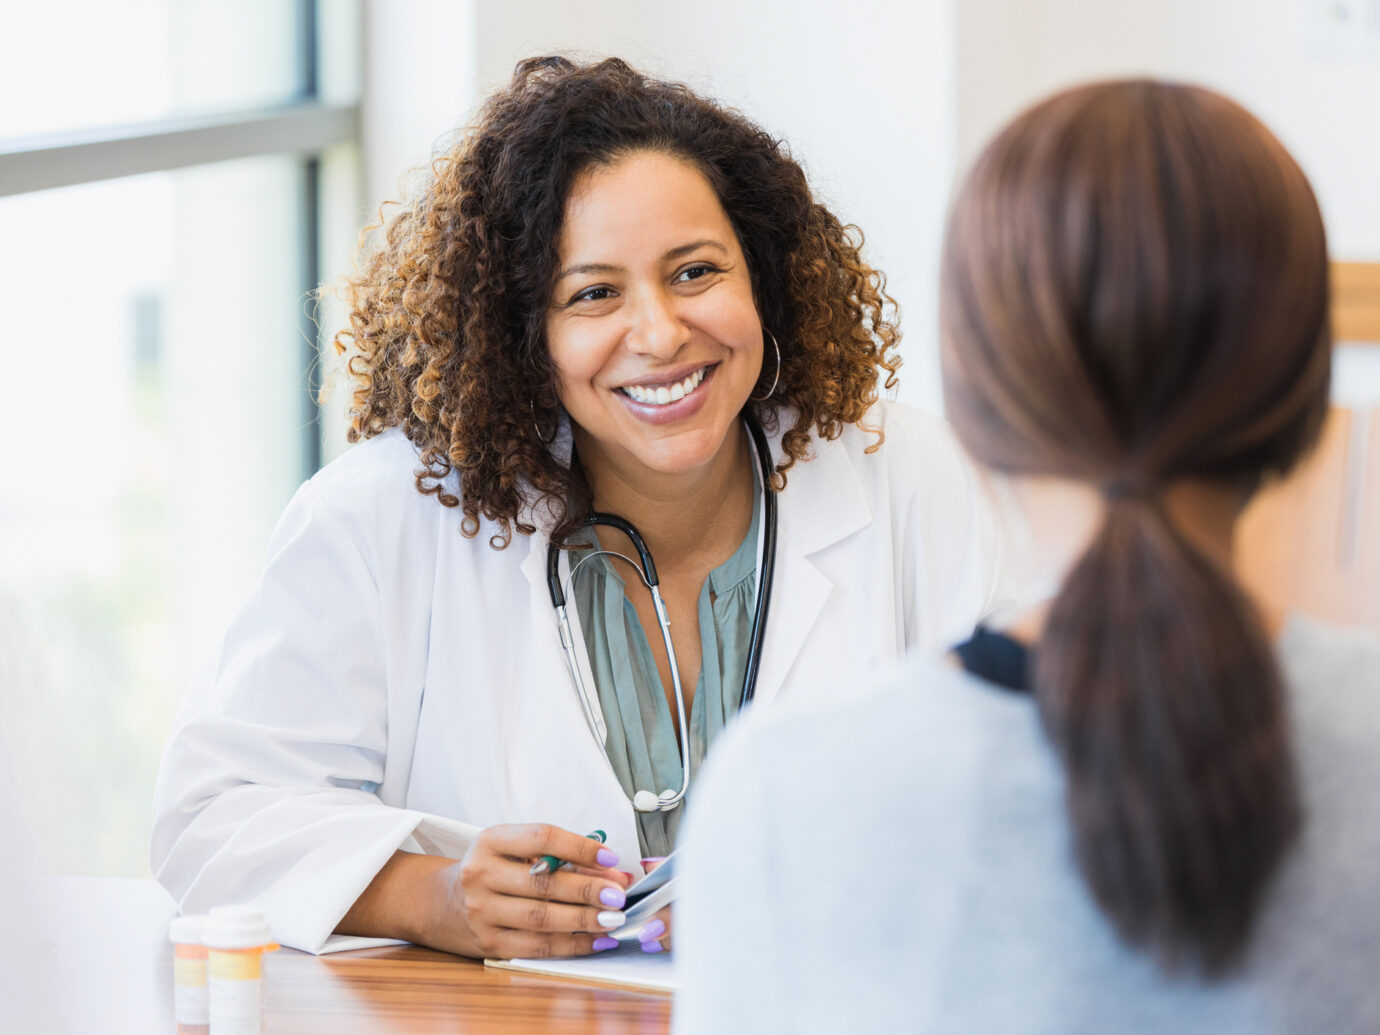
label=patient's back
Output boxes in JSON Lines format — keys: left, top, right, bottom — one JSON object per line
{"left": 675, "top": 616, "right": 1380, "bottom": 1034}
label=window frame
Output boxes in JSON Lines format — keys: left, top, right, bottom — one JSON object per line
{"left": 0, "top": 0, "right": 358, "bottom": 472}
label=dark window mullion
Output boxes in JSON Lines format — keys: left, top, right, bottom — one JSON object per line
{"left": 299, "top": 0, "right": 323, "bottom": 475}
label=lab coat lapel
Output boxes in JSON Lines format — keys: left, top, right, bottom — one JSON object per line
{"left": 750, "top": 425, "right": 872, "bottom": 710}
{"left": 750, "top": 524, "right": 832, "bottom": 710}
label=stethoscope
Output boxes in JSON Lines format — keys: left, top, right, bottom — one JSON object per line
{"left": 546, "top": 416, "right": 778, "bottom": 813}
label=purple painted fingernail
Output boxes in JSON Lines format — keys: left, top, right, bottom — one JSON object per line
{"left": 638, "top": 918, "right": 666, "bottom": 942}
{"left": 640, "top": 940, "right": 664, "bottom": 954}
{"left": 599, "top": 886, "right": 626, "bottom": 908}
{"left": 592, "top": 936, "right": 619, "bottom": 952}
{"left": 596, "top": 847, "right": 619, "bottom": 868}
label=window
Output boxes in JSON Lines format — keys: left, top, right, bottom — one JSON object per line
{"left": 0, "top": 0, "right": 361, "bottom": 876}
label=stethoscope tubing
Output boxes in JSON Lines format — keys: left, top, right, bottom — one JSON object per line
{"left": 738, "top": 416, "right": 777, "bottom": 707}
{"left": 546, "top": 414, "right": 778, "bottom": 812}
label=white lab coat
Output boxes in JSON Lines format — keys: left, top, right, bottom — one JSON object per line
{"left": 151, "top": 401, "right": 1001, "bottom": 953}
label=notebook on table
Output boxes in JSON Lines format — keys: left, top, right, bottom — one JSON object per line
{"left": 485, "top": 941, "right": 678, "bottom": 993}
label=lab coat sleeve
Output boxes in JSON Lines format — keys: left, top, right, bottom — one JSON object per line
{"left": 150, "top": 479, "right": 478, "bottom": 954}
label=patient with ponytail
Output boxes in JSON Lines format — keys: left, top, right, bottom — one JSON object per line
{"left": 674, "top": 81, "right": 1380, "bottom": 1034}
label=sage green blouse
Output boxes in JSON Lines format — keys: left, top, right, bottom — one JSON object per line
{"left": 571, "top": 489, "right": 760, "bottom": 858}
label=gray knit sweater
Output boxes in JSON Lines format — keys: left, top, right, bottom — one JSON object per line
{"left": 675, "top": 616, "right": 1380, "bottom": 1034}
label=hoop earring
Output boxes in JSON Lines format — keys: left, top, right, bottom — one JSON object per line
{"left": 750, "top": 329, "right": 781, "bottom": 402}
{"left": 531, "top": 400, "right": 557, "bottom": 444}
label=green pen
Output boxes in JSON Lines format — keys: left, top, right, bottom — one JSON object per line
{"left": 529, "top": 829, "right": 607, "bottom": 876}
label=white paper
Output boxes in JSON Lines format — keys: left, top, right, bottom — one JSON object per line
{"left": 314, "top": 933, "right": 409, "bottom": 953}
{"left": 611, "top": 849, "right": 679, "bottom": 933}
{"left": 488, "top": 941, "right": 679, "bottom": 992}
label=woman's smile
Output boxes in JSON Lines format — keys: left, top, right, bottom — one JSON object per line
{"left": 613, "top": 363, "right": 718, "bottom": 425}
{"left": 616, "top": 363, "right": 711, "bottom": 405}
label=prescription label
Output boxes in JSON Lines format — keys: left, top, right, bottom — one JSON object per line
{"left": 209, "top": 949, "right": 263, "bottom": 982}
{"left": 174, "top": 956, "right": 208, "bottom": 987}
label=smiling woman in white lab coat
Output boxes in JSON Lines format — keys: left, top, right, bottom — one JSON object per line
{"left": 151, "top": 56, "right": 1000, "bottom": 960}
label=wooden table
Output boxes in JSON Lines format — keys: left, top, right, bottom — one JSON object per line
{"left": 39, "top": 877, "right": 671, "bottom": 1034}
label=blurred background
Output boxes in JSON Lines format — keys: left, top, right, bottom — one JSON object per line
{"left": 1, "top": 0, "right": 1377, "bottom": 880}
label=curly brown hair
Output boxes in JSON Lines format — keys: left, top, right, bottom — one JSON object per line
{"left": 334, "top": 55, "right": 900, "bottom": 547}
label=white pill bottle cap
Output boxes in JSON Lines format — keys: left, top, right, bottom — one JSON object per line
{"left": 169, "top": 915, "right": 207, "bottom": 944}
{"left": 203, "top": 905, "right": 274, "bottom": 950}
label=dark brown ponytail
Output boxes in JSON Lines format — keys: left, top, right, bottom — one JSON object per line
{"left": 1040, "top": 497, "right": 1298, "bottom": 971}
{"left": 940, "top": 81, "right": 1331, "bottom": 972}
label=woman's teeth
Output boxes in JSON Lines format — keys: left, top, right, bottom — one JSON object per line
{"left": 620, "top": 367, "right": 707, "bottom": 405}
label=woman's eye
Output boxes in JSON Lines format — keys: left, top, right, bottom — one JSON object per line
{"left": 676, "top": 264, "right": 720, "bottom": 283}
{"left": 570, "top": 285, "right": 614, "bottom": 304}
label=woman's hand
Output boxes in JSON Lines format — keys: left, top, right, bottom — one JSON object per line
{"left": 338, "top": 825, "right": 635, "bottom": 960}
{"left": 636, "top": 856, "right": 672, "bottom": 954}
{"left": 425, "top": 823, "right": 635, "bottom": 959}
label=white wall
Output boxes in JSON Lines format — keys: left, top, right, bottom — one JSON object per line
{"left": 955, "top": 0, "right": 1380, "bottom": 258}
{"left": 360, "top": 0, "right": 479, "bottom": 217}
